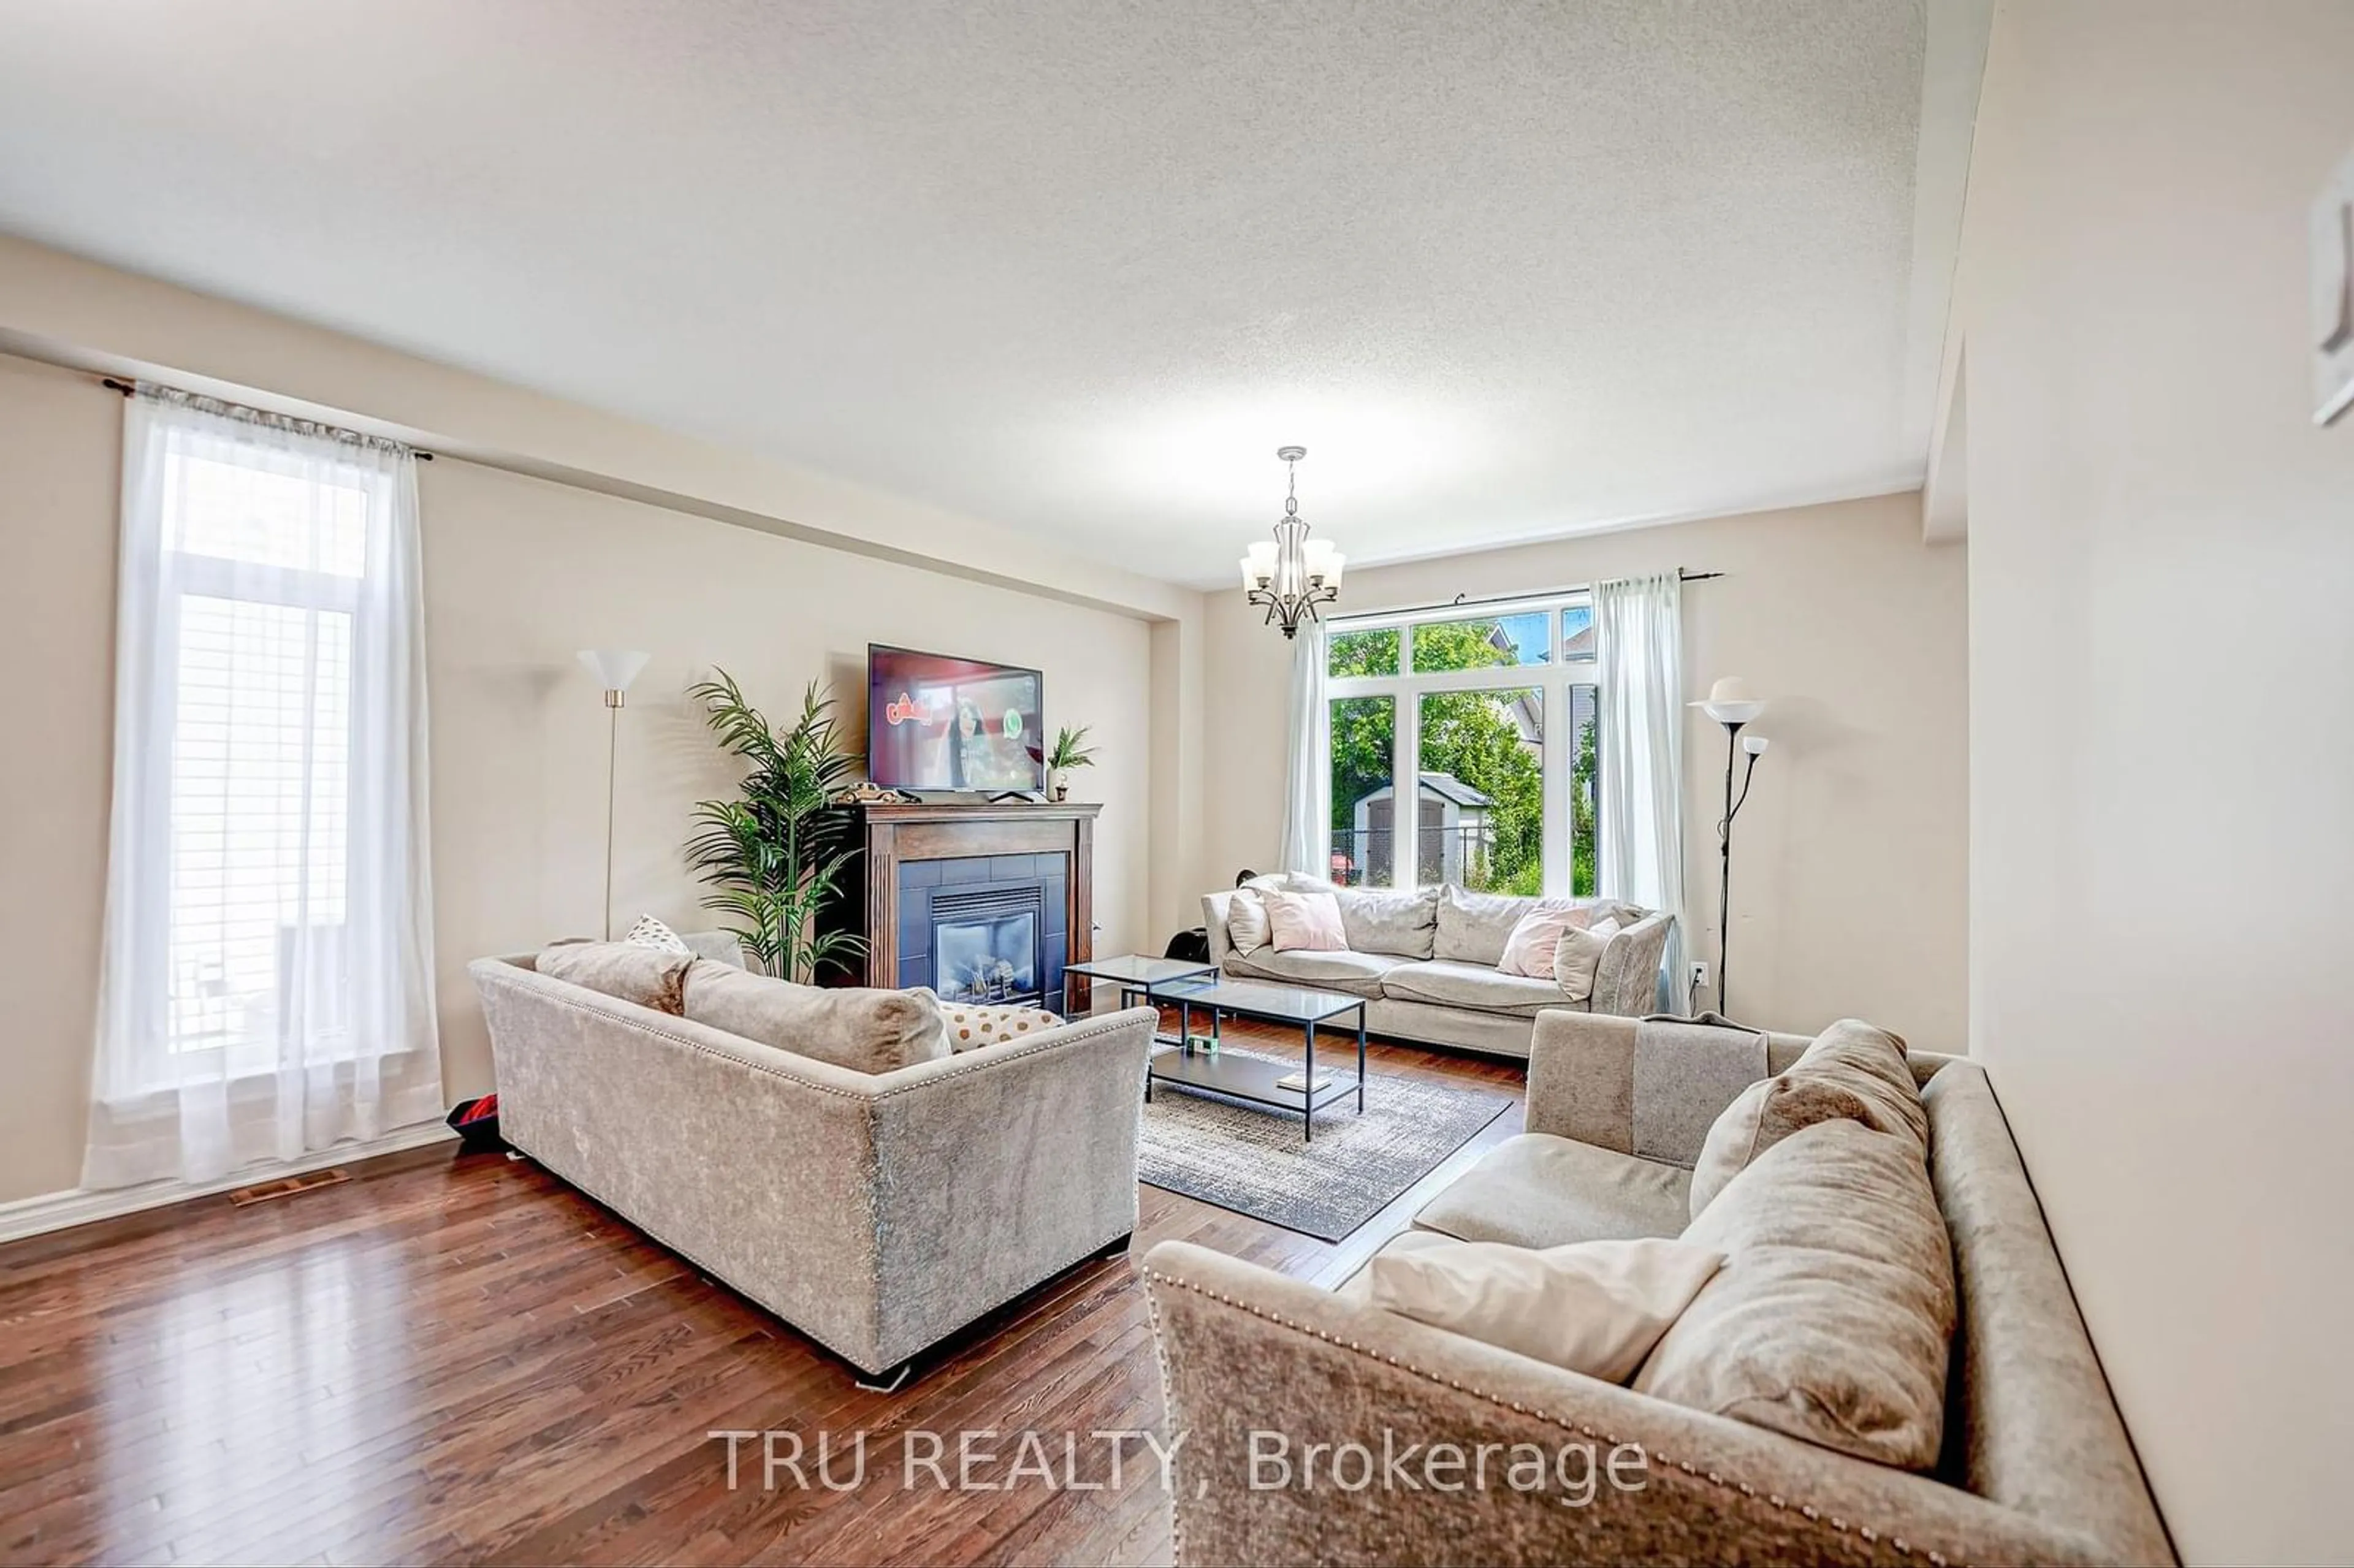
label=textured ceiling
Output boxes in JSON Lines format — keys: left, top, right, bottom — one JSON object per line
{"left": 0, "top": 1, "right": 1951, "bottom": 585}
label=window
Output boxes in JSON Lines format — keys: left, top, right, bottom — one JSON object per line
{"left": 88, "top": 391, "right": 442, "bottom": 1186}
{"left": 162, "top": 454, "right": 368, "bottom": 1064}
{"left": 1327, "top": 695, "right": 1396, "bottom": 887}
{"left": 1324, "top": 593, "right": 1599, "bottom": 896}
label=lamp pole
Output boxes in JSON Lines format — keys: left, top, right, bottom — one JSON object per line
{"left": 1716, "top": 720, "right": 1743, "bottom": 1016}
{"left": 1713, "top": 722, "right": 1767, "bottom": 1017}
{"left": 577, "top": 650, "right": 650, "bottom": 941}
{"left": 602, "top": 687, "right": 623, "bottom": 941}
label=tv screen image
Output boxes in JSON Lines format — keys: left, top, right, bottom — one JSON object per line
{"left": 867, "top": 645, "right": 1044, "bottom": 793}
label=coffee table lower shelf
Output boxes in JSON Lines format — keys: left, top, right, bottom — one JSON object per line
{"left": 1148, "top": 1045, "right": 1360, "bottom": 1128}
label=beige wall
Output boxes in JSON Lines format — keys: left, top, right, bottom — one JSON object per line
{"left": 0, "top": 351, "right": 1156, "bottom": 1206}
{"left": 0, "top": 356, "right": 118, "bottom": 1202}
{"left": 1203, "top": 492, "right": 1970, "bottom": 1051}
{"left": 1956, "top": 3, "right": 2354, "bottom": 1560}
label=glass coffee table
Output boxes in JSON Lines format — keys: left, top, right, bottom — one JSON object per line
{"left": 1062, "top": 954, "right": 1218, "bottom": 1038}
{"left": 1147, "top": 976, "right": 1367, "bottom": 1143}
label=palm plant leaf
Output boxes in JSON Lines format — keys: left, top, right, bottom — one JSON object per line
{"left": 688, "top": 670, "right": 867, "bottom": 982}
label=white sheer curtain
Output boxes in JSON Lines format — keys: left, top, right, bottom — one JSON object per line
{"left": 83, "top": 389, "right": 443, "bottom": 1190}
{"left": 1277, "top": 618, "right": 1330, "bottom": 878}
{"left": 1594, "top": 571, "right": 1690, "bottom": 1014}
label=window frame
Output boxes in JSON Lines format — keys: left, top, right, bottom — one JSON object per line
{"left": 1325, "top": 592, "right": 1598, "bottom": 896}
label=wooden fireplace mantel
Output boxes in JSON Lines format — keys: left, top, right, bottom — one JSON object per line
{"left": 821, "top": 801, "right": 1102, "bottom": 992}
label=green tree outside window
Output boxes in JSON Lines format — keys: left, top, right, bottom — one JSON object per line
{"left": 1326, "top": 618, "right": 1596, "bottom": 897}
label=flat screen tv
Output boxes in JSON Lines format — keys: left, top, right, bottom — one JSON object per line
{"left": 866, "top": 644, "right": 1045, "bottom": 793}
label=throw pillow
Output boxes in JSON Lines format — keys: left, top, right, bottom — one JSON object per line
{"left": 1550, "top": 917, "right": 1623, "bottom": 1002}
{"left": 1225, "top": 888, "right": 1272, "bottom": 956}
{"left": 681, "top": 961, "right": 952, "bottom": 1074}
{"left": 1788, "top": 1018, "right": 1928, "bottom": 1156}
{"left": 1265, "top": 889, "right": 1348, "bottom": 953}
{"left": 1332, "top": 886, "right": 1441, "bottom": 958}
{"left": 1687, "top": 1073, "right": 1877, "bottom": 1218}
{"left": 944, "top": 1002, "right": 1063, "bottom": 1052}
{"left": 1434, "top": 885, "right": 1541, "bottom": 966}
{"left": 1496, "top": 900, "right": 1596, "bottom": 978}
{"left": 623, "top": 913, "right": 693, "bottom": 955}
{"left": 536, "top": 940, "right": 693, "bottom": 1015}
{"left": 1636, "top": 1117, "right": 1956, "bottom": 1471}
{"left": 1368, "top": 1236, "right": 1726, "bottom": 1382}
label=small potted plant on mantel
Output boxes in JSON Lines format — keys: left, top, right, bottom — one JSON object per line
{"left": 1046, "top": 725, "right": 1097, "bottom": 803}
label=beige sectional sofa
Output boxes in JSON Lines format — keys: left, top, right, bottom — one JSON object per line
{"left": 470, "top": 951, "right": 1157, "bottom": 1385}
{"left": 1145, "top": 1011, "right": 2174, "bottom": 1566}
{"left": 1203, "top": 879, "right": 1674, "bottom": 1058}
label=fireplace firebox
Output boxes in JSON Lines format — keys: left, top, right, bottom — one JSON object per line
{"left": 931, "top": 886, "right": 1045, "bottom": 1006}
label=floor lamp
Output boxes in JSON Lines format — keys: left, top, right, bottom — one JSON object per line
{"left": 577, "top": 650, "right": 650, "bottom": 940}
{"left": 1692, "top": 677, "right": 1769, "bottom": 1017}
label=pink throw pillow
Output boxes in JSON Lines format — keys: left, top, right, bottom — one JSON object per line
{"left": 1266, "top": 889, "right": 1349, "bottom": 953}
{"left": 1496, "top": 901, "right": 1599, "bottom": 978}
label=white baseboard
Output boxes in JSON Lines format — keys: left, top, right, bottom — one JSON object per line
{"left": 0, "top": 1121, "right": 460, "bottom": 1246}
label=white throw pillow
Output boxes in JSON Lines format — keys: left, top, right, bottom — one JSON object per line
{"left": 1495, "top": 900, "right": 1597, "bottom": 978}
{"left": 1226, "top": 888, "right": 1272, "bottom": 956}
{"left": 1368, "top": 1236, "right": 1725, "bottom": 1382}
{"left": 623, "top": 913, "right": 693, "bottom": 955}
{"left": 1551, "top": 916, "right": 1622, "bottom": 1001}
{"left": 1265, "top": 889, "right": 1349, "bottom": 953}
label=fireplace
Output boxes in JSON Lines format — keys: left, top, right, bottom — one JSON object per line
{"left": 931, "top": 886, "right": 1045, "bottom": 1006}
{"left": 818, "top": 802, "right": 1099, "bottom": 1009}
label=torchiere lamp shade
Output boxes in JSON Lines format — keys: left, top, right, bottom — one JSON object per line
{"left": 577, "top": 649, "right": 650, "bottom": 696}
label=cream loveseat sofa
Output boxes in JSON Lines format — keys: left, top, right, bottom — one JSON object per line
{"left": 1203, "top": 880, "right": 1673, "bottom": 1059}
{"left": 471, "top": 952, "right": 1157, "bottom": 1385}
{"left": 1145, "top": 1011, "right": 2174, "bottom": 1567}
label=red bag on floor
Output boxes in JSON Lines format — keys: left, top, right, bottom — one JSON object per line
{"left": 445, "top": 1094, "right": 504, "bottom": 1151}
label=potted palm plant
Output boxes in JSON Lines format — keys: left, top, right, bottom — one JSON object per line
{"left": 1046, "top": 724, "right": 1097, "bottom": 803}
{"left": 685, "top": 669, "right": 866, "bottom": 982}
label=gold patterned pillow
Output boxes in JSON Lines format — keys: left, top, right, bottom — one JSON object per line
{"left": 944, "top": 1003, "right": 1064, "bottom": 1052}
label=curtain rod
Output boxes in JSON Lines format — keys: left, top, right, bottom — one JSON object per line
{"left": 100, "top": 375, "right": 436, "bottom": 460}
{"left": 1352, "top": 569, "right": 1721, "bottom": 623}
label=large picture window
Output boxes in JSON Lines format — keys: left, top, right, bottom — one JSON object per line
{"left": 1322, "top": 594, "right": 1599, "bottom": 896}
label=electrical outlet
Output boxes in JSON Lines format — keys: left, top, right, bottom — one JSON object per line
{"left": 1689, "top": 961, "right": 1711, "bottom": 993}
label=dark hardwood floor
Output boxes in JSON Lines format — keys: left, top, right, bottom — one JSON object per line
{"left": 0, "top": 1021, "right": 1525, "bottom": 1567}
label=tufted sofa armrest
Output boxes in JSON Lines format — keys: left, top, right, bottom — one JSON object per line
{"left": 1525, "top": 1009, "right": 1807, "bottom": 1155}
{"left": 1588, "top": 911, "right": 1672, "bottom": 1016}
{"left": 865, "top": 1006, "right": 1154, "bottom": 1364}
{"left": 1199, "top": 890, "right": 1237, "bottom": 970}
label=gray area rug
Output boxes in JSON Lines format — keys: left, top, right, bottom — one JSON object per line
{"left": 1138, "top": 1048, "right": 1514, "bottom": 1242}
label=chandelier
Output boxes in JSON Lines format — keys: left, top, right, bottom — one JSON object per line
{"left": 1239, "top": 445, "right": 1345, "bottom": 638}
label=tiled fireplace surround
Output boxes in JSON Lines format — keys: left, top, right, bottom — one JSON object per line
{"left": 894, "top": 853, "right": 1069, "bottom": 1008}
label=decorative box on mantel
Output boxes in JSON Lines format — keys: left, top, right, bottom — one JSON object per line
{"left": 821, "top": 802, "right": 1102, "bottom": 1012}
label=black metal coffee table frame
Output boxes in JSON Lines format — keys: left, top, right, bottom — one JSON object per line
{"left": 1145, "top": 976, "right": 1367, "bottom": 1143}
